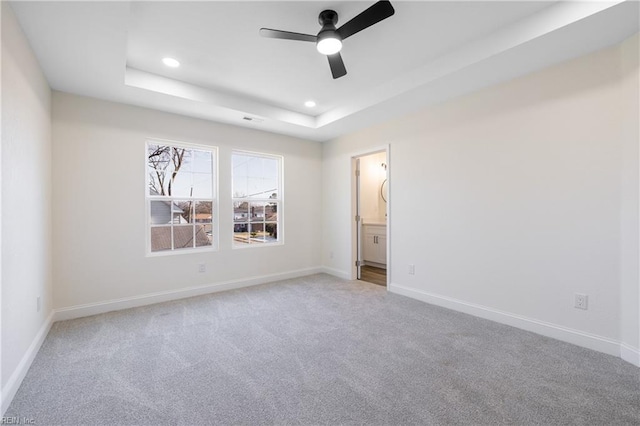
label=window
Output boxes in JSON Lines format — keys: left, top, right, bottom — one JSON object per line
{"left": 232, "top": 151, "right": 282, "bottom": 246}
{"left": 146, "top": 140, "right": 216, "bottom": 253}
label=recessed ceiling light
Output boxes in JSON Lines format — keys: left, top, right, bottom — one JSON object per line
{"left": 304, "top": 100, "right": 317, "bottom": 108}
{"left": 162, "top": 57, "right": 180, "bottom": 68}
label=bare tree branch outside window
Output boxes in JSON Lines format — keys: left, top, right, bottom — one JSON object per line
{"left": 148, "top": 145, "right": 189, "bottom": 196}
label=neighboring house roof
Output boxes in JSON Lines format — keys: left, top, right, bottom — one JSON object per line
{"left": 151, "top": 225, "right": 211, "bottom": 251}
{"left": 194, "top": 213, "right": 212, "bottom": 221}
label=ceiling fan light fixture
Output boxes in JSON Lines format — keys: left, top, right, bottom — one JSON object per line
{"left": 260, "top": 2, "right": 395, "bottom": 78}
{"left": 316, "top": 32, "right": 342, "bottom": 55}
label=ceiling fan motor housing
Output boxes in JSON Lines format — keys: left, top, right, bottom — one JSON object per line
{"left": 318, "top": 10, "right": 339, "bottom": 27}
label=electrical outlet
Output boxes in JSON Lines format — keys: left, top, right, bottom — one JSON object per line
{"left": 36, "top": 296, "right": 41, "bottom": 312}
{"left": 575, "top": 293, "right": 588, "bottom": 310}
{"left": 408, "top": 264, "right": 415, "bottom": 275}
{"left": 198, "top": 263, "right": 206, "bottom": 273}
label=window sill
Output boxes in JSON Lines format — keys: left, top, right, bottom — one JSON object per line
{"left": 146, "top": 246, "right": 218, "bottom": 257}
{"left": 232, "top": 241, "right": 284, "bottom": 250}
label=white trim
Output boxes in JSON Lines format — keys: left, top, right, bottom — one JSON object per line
{"left": 385, "top": 145, "right": 391, "bottom": 290}
{"left": 321, "top": 266, "right": 352, "bottom": 281}
{"left": 53, "top": 267, "right": 322, "bottom": 321}
{"left": 389, "top": 283, "right": 623, "bottom": 358}
{"left": 620, "top": 343, "right": 640, "bottom": 367}
{"left": 231, "top": 240, "right": 284, "bottom": 250}
{"left": 1, "top": 312, "right": 54, "bottom": 415}
{"left": 347, "top": 145, "right": 389, "bottom": 160}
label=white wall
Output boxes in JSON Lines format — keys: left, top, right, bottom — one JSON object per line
{"left": 619, "top": 34, "right": 640, "bottom": 362}
{"left": 1, "top": 2, "right": 53, "bottom": 410}
{"left": 52, "top": 92, "right": 322, "bottom": 311}
{"left": 322, "top": 35, "right": 639, "bottom": 362}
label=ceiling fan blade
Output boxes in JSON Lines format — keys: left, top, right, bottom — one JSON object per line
{"left": 337, "top": 1, "right": 395, "bottom": 40}
{"left": 327, "top": 53, "right": 347, "bottom": 79}
{"left": 259, "top": 28, "right": 317, "bottom": 42}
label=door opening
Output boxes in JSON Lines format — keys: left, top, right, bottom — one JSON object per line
{"left": 353, "top": 150, "right": 388, "bottom": 287}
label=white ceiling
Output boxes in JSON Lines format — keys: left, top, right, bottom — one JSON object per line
{"left": 10, "top": 1, "right": 640, "bottom": 142}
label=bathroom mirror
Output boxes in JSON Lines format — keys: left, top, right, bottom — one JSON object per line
{"left": 381, "top": 179, "right": 388, "bottom": 203}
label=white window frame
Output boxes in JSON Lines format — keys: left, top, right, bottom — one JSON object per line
{"left": 232, "top": 150, "right": 283, "bottom": 249}
{"left": 145, "top": 138, "right": 218, "bottom": 256}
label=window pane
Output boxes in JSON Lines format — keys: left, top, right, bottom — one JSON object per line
{"left": 265, "top": 202, "right": 278, "bottom": 222}
{"left": 173, "top": 225, "right": 195, "bottom": 249}
{"left": 195, "top": 224, "right": 212, "bottom": 247}
{"left": 262, "top": 157, "right": 278, "bottom": 178}
{"left": 150, "top": 226, "right": 172, "bottom": 252}
{"left": 265, "top": 177, "right": 278, "bottom": 199}
{"left": 247, "top": 177, "right": 277, "bottom": 199}
{"left": 234, "top": 201, "right": 248, "bottom": 222}
{"left": 175, "top": 201, "right": 194, "bottom": 224}
{"left": 250, "top": 223, "right": 265, "bottom": 243}
{"left": 149, "top": 172, "right": 168, "bottom": 196}
{"left": 172, "top": 147, "right": 191, "bottom": 172}
{"left": 169, "top": 171, "right": 192, "bottom": 197}
{"left": 192, "top": 172, "right": 212, "bottom": 198}
{"left": 148, "top": 145, "right": 175, "bottom": 190}
{"left": 250, "top": 202, "right": 265, "bottom": 222}
{"left": 192, "top": 150, "right": 212, "bottom": 173}
{"left": 148, "top": 145, "right": 171, "bottom": 171}
{"left": 265, "top": 223, "right": 278, "bottom": 242}
{"left": 232, "top": 154, "right": 249, "bottom": 197}
{"left": 195, "top": 201, "right": 212, "bottom": 223}
{"left": 234, "top": 223, "right": 249, "bottom": 244}
{"left": 150, "top": 200, "right": 172, "bottom": 225}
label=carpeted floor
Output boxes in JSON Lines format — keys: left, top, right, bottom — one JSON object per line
{"left": 6, "top": 274, "right": 640, "bottom": 425}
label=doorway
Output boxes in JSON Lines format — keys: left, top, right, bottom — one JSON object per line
{"left": 353, "top": 149, "right": 388, "bottom": 287}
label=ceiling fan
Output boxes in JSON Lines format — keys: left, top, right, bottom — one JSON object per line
{"left": 259, "top": 1, "right": 395, "bottom": 79}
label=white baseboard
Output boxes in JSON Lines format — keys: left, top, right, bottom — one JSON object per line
{"left": 54, "top": 267, "right": 323, "bottom": 321}
{"left": 1, "top": 311, "right": 54, "bottom": 415}
{"left": 620, "top": 343, "right": 640, "bottom": 367}
{"left": 389, "top": 283, "right": 625, "bottom": 359}
{"left": 320, "top": 266, "right": 352, "bottom": 281}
